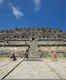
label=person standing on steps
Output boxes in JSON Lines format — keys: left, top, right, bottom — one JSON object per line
{"left": 25, "top": 46, "right": 30, "bottom": 60}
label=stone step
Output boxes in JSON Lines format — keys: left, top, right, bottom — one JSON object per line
{"left": 28, "top": 40, "right": 40, "bottom": 60}
{"left": 29, "top": 53, "right": 41, "bottom": 55}
{"left": 29, "top": 54, "right": 40, "bottom": 57}
{"left": 27, "top": 57, "right": 42, "bottom": 61}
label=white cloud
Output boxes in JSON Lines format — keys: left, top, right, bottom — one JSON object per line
{"left": 0, "top": 0, "right": 4, "bottom": 4}
{"left": 33, "top": 0, "right": 40, "bottom": 11}
{"left": 34, "top": 0, "right": 40, "bottom": 6}
{"left": 11, "top": 6, "right": 24, "bottom": 19}
{"left": 9, "top": 3, "right": 24, "bottom": 19}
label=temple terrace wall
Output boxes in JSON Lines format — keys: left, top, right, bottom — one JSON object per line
{"left": 0, "top": 46, "right": 66, "bottom": 57}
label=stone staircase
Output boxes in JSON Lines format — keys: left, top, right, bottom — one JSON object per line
{"left": 28, "top": 40, "right": 41, "bottom": 61}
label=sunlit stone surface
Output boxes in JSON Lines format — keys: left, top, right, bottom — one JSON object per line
{"left": 5, "top": 59, "right": 66, "bottom": 79}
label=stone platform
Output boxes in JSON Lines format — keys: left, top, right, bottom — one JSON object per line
{"left": 5, "top": 59, "right": 66, "bottom": 79}
{"left": 24, "top": 57, "right": 42, "bottom": 61}
{"left": 0, "top": 58, "right": 23, "bottom": 80}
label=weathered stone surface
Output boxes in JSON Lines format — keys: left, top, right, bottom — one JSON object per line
{"left": 5, "top": 59, "right": 66, "bottom": 79}
{"left": 0, "top": 58, "right": 23, "bottom": 79}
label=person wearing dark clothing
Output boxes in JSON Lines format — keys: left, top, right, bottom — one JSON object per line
{"left": 13, "top": 53, "right": 17, "bottom": 61}
{"left": 10, "top": 53, "right": 17, "bottom": 61}
{"left": 25, "top": 47, "right": 30, "bottom": 60}
{"left": 25, "top": 50, "right": 29, "bottom": 58}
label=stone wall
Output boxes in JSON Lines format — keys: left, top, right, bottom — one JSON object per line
{"left": 0, "top": 47, "right": 28, "bottom": 57}
{"left": 0, "top": 40, "right": 66, "bottom": 57}
{"left": 0, "top": 46, "right": 66, "bottom": 57}
{"left": 39, "top": 46, "right": 66, "bottom": 57}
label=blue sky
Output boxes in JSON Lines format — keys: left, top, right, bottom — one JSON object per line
{"left": 0, "top": 0, "right": 66, "bottom": 31}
